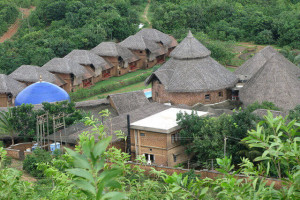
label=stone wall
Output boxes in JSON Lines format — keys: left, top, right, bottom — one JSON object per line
{"left": 152, "top": 80, "right": 232, "bottom": 106}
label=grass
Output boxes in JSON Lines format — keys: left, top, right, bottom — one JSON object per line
{"left": 226, "top": 67, "right": 236, "bottom": 72}
{"left": 82, "top": 81, "right": 151, "bottom": 101}
{"left": 92, "top": 68, "right": 153, "bottom": 90}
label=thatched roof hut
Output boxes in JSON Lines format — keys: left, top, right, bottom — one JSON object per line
{"left": 107, "top": 90, "right": 149, "bottom": 115}
{"left": 64, "top": 50, "right": 112, "bottom": 76}
{"left": 119, "top": 35, "right": 167, "bottom": 60}
{"left": 9, "top": 65, "right": 65, "bottom": 86}
{"left": 239, "top": 55, "right": 300, "bottom": 110}
{"left": 235, "top": 46, "right": 300, "bottom": 80}
{"left": 0, "top": 74, "right": 25, "bottom": 96}
{"left": 146, "top": 31, "right": 238, "bottom": 92}
{"left": 42, "top": 58, "right": 89, "bottom": 85}
{"left": 135, "top": 28, "right": 172, "bottom": 47}
{"left": 91, "top": 42, "right": 139, "bottom": 63}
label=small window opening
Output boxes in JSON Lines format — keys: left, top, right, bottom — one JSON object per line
{"left": 205, "top": 94, "right": 210, "bottom": 100}
{"left": 219, "top": 92, "right": 223, "bottom": 97}
{"left": 140, "top": 133, "right": 145, "bottom": 136}
{"left": 173, "top": 154, "right": 177, "bottom": 162}
{"left": 139, "top": 51, "right": 143, "bottom": 53}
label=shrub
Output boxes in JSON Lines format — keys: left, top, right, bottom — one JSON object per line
{"left": 23, "top": 148, "right": 52, "bottom": 178}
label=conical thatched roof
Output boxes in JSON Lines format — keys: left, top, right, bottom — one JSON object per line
{"left": 9, "top": 65, "right": 65, "bottom": 86}
{"left": 0, "top": 74, "right": 26, "bottom": 96}
{"left": 42, "top": 58, "right": 86, "bottom": 77}
{"left": 64, "top": 50, "right": 112, "bottom": 71}
{"left": 239, "top": 55, "right": 300, "bottom": 110}
{"left": 170, "top": 31, "right": 211, "bottom": 59}
{"left": 235, "top": 46, "right": 300, "bottom": 79}
{"left": 120, "top": 35, "right": 167, "bottom": 54}
{"left": 91, "top": 42, "right": 139, "bottom": 63}
{"left": 135, "top": 28, "right": 172, "bottom": 47}
{"left": 146, "top": 31, "right": 237, "bottom": 92}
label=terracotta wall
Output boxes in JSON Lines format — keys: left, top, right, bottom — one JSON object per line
{"left": 131, "top": 50, "right": 147, "bottom": 69}
{"left": 102, "top": 56, "right": 118, "bottom": 77}
{"left": 55, "top": 73, "right": 73, "bottom": 93}
{"left": 152, "top": 80, "right": 231, "bottom": 106}
{"left": 0, "top": 94, "right": 8, "bottom": 107}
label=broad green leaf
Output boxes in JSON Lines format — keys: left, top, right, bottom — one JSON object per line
{"left": 66, "top": 168, "right": 94, "bottom": 183}
{"left": 100, "top": 192, "right": 126, "bottom": 200}
{"left": 93, "top": 136, "right": 112, "bottom": 157}
{"left": 73, "top": 179, "right": 96, "bottom": 195}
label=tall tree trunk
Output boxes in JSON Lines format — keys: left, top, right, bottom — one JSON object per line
{"left": 11, "top": 136, "right": 14, "bottom": 145}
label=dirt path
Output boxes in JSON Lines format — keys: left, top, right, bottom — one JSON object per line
{"left": 10, "top": 159, "right": 37, "bottom": 182}
{"left": 0, "top": 6, "right": 36, "bottom": 43}
{"left": 142, "top": 0, "right": 152, "bottom": 28}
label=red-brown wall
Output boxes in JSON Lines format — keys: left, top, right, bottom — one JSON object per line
{"left": 152, "top": 80, "right": 232, "bottom": 106}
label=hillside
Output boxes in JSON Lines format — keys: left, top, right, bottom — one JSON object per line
{"left": 0, "top": 0, "right": 299, "bottom": 75}
{"left": 0, "top": 0, "right": 146, "bottom": 74}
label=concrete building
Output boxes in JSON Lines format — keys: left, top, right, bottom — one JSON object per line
{"left": 130, "top": 108, "right": 208, "bottom": 167}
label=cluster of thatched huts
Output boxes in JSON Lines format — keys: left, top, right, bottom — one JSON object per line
{"left": 146, "top": 31, "right": 300, "bottom": 111}
{"left": 0, "top": 28, "right": 178, "bottom": 107}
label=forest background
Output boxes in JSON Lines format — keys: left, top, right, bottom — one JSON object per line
{"left": 0, "top": 0, "right": 299, "bottom": 75}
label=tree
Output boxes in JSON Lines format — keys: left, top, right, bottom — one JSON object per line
{"left": 0, "top": 109, "right": 17, "bottom": 145}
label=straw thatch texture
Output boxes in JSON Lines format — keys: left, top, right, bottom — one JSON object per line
{"left": 64, "top": 50, "right": 112, "bottom": 75}
{"left": 0, "top": 74, "right": 26, "bottom": 96}
{"left": 135, "top": 28, "right": 172, "bottom": 47}
{"left": 120, "top": 35, "right": 167, "bottom": 61}
{"left": 239, "top": 55, "right": 300, "bottom": 110}
{"left": 9, "top": 65, "right": 65, "bottom": 86}
{"left": 108, "top": 90, "right": 150, "bottom": 115}
{"left": 42, "top": 58, "right": 86, "bottom": 77}
{"left": 235, "top": 46, "right": 300, "bottom": 79}
{"left": 170, "top": 31, "right": 211, "bottom": 59}
{"left": 91, "top": 42, "right": 139, "bottom": 63}
{"left": 146, "top": 31, "right": 237, "bottom": 92}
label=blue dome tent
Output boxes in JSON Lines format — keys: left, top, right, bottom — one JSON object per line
{"left": 15, "top": 81, "right": 70, "bottom": 106}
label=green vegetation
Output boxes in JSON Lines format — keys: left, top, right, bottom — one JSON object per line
{"left": 0, "top": 0, "right": 19, "bottom": 36}
{"left": 70, "top": 69, "right": 152, "bottom": 102}
{"left": 5, "top": 101, "right": 82, "bottom": 140}
{"left": 83, "top": 81, "right": 151, "bottom": 101}
{"left": 151, "top": 0, "right": 300, "bottom": 49}
{"left": 0, "top": 111, "right": 299, "bottom": 199}
{"left": 0, "top": 0, "right": 145, "bottom": 74}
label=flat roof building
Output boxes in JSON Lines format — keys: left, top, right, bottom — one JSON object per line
{"left": 130, "top": 108, "right": 208, "bottom": 167}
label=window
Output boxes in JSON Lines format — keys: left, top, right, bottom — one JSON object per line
{"left": 145, "top": 153, "right": 154, "bottom": 163}
{"left": 205, "top": 94, "right": 210, "bottom": 100}
{"left": 172, "top": 133, "right": 180, "bottom": 143}
{"left": 118, "top": 71, "right": 121, "bottom": 75}
{"left": 171, "top": 134, "right": 175, "bottom": 143}
{"left": 219, "top": 92, "right": 223, "bottom": 97}
{"left": 140, "top": 51, "right": 143, "bottom": 54}
{"left": 173, "top": 154, "right": 177, "bottom": 162}
{"left": 140, "top": 133, "right": 145, "bottom": 136}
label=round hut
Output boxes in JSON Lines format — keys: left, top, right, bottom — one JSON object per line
{"left": 145, "top": 31, "right": 238, "bottom": 106}
{"left": 15, "top": 81, "right": 70, "bottom": 106}
{"left": 235, "top": 46, "right": 300, "bottom": 81}
{"left": 239, "top": 55, "right": 300, "bottom": 110}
